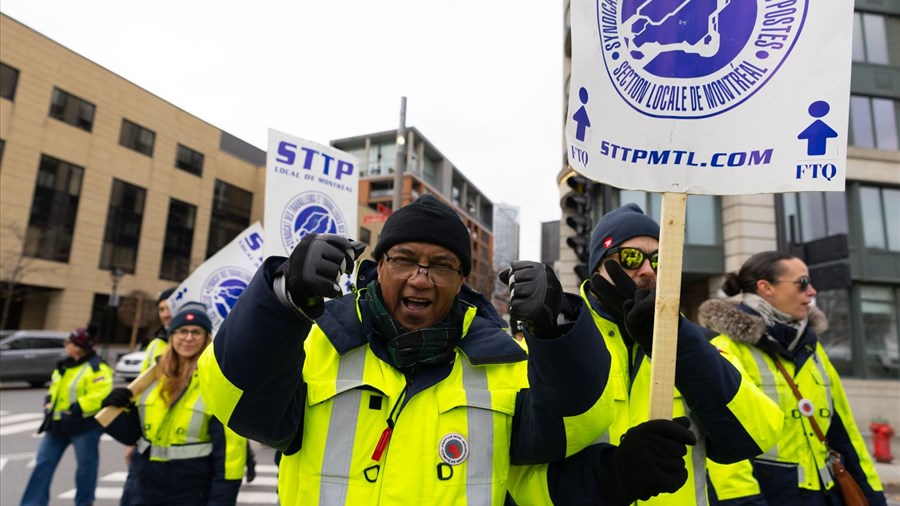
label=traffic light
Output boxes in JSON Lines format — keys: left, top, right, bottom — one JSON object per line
{"left": 562, "top": 173, "right": 593, "bottom": 281}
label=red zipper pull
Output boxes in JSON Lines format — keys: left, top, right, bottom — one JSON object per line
{"left": 371, "top": 425, "right": 393, "bottom": 462}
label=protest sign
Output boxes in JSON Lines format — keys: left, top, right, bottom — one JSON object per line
{"left": 264, "top": 128, "right": 360, "bottom": 292}
{"left": 168, "top": 222, "right": 264, "bottom": 333}
{"left": 567, "top": 0, "right": 854, "bottom": 417}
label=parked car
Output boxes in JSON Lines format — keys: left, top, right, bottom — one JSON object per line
{"left": 0, "top": 330, "right": 70, "bottom": 387}
{"left": 115, "top": 350, "right": 146, "bottom": 382}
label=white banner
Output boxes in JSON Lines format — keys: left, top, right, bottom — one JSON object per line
{"left": 264, "top": 128, "right": 360, "bottom": 258}
{"left": 566, "top": 0, "right": 854, "bottom": 194}
{"left": 168, "top": 222, "right": 265, "bottom": 332}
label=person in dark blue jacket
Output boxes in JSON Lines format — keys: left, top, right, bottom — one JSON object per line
{"left": 198, "top": 194, "right": 698, "bottom": 504}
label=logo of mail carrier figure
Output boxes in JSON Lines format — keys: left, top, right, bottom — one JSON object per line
{"left": 597, "top": 0, "right": 807, "bottom": 119}
{"left": 280, "top": 191, "right": 348, "bottom": 253}
{"left": 201, "top": 267, "right": 253, "bottom": 329}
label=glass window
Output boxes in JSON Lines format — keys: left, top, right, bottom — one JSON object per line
{"left": 685, "top": 195, "right": 719, "bottom": 245}
{"left": 872, "top": 98, "right": 899, "bottom": 151}
{"left": 368, "top": 143, "right": 397, "bottom": 175}
{"left": 0, "top": 62, "right": 19, "bottom": 101}
{"left": 48, "top": 88, "right": 96, "bottom": 132}
{"left": 885, "top": 188, "right": 900, "bottom": 252}
{"left": 206, "top": 180, "right": 252, "bottom": 258}
{"left": 859, "top": 286, "right": 899, "bottom": 379}
{"left": 780, "top": 192, "right": 848, "bottom": 244}
{"left": 859, "top": 186, "right": 900, "bottom": 251}
{"left": 849, "top": 95, "right": 875, "bottom": 148}
{"left": 100, "top": 179, "right": 146, "bottom": 273}
{"left": 849, "top": 95, "right": 900, "bottom": 150}
{"left": 119, "top": 119, "right": 155, "bottom": 156}
{"left": 175, "top": 144, "right": 204, "bottom": 176}
{"left": 23, "top": 155, "right": 84, "bottom": 262}
{"left": 160, "top": 199, "right": 196, "bottom": 281}
{"left": 852, "top": 13, "right": 866, "bottom": 62}
{"left": 860, "top": 187, "right": 885, "bottom": 248}
{"left": 816, "top": 289, "right": 853, "bottom": 376}
{"left": 862, "top": 12, "right": 890, "bottom": 65}
{"left": 854, "top": 13, "right": 900, "bottom": 66}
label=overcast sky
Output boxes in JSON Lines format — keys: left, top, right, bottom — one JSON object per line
{"left": 1, "top": 0, "right": 566, "bottom": 262}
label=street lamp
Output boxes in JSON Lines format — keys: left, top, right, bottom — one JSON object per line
{"left": 103, "top": 267, "right": 124, "bottom": 361}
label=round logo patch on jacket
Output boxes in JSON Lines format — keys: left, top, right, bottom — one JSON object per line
{"left": 439, "top": 433, "right": 469, "bottom": 465}
{"left": 798, "top": 398, "right": 815, "bottom": 417}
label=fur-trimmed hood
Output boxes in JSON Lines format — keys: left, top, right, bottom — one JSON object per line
{"left": 698, "top": 299, "right": 829, "bottom": 345}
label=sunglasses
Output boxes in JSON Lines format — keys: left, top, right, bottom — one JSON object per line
{"left": 774, "top": 276, "right": 811, "bottom": 292}
{"left": 606, "top": 247, "right": 659, "bottom": 272}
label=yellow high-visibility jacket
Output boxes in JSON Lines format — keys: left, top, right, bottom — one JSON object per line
{"left": 700, "top": 299, "right": 885, "bottom": 505}
{"left": 45, "top": 354, "right": 113, "bottom": 434}
{"left": 199, "top": 258, "right": 616, "bottom": 505}
{"left": 104, "top": 367, "right": 246, "bottom": 504}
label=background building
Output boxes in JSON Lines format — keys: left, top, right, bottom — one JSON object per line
{"left": 492, "top": 203, "right": 520, "bottom": 300}
{"left": 0, "top": 16, "right": 505, "bottom": 343}
{"left": 0, "top": 14, "right": 266, "bottom": 346}
{"left": 558, "top": 0, "right": 899, "bottom": 429}
{"left": 541, "top": 220, "right": 561, "bottom": 266}
{"left": 331, "top": 128, "right": 497, "bottom": 297}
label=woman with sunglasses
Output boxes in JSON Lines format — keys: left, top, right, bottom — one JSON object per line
{"left": 699, "top": 251, "right": 886, "bottom": 505}
{"left": 100, "top": 304, "right": 247, "bottom": 505}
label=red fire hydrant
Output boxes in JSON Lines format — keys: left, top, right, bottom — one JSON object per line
{"left": 870, "top": 420, "right": 895, "bottom": 463}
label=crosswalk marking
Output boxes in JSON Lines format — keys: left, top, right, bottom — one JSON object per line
{"left": 238, "top": 491, "right": 279, "bottom": 503}
{"left": 0, "top": 412, "right": 44, "bottom": 425}
{"left": 2, "top": 411, "right": 280, "bottom": 504}
{"left": 0, "top": 419, "right": 44, "bottom": 436}
{"left": 102, "top": 471, "right": 129, "bottom": 481}
{"left": 244, "top": 475, "right": 278, "bottom": 486}
{"left": 58, "top": 487, "right": 122, "bottom": 500}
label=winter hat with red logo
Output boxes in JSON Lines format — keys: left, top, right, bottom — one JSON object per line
{"left": 167, "top": 303, "right": 212, "bottom": 336}
{"left": 68, "top": 324, "right": 99, "bottom": 349}
{"left": 588, "top": 203, "right": 660, "bottom": 273}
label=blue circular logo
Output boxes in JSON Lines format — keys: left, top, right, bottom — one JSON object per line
{"left": 281, "top": 192, "right": 347, "bottom": 253}
{"left": 596, "top": 0, "right": 807, "bottom": 118}
{"left": 201, "top": 267, "right": 253, "bottom": 328}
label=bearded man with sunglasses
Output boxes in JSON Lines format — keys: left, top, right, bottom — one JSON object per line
{"left": 698, "top": 251, "right": 886, "bottom": 505}
{"left": 584, "top": 203, "right": 784, "bottom": 505}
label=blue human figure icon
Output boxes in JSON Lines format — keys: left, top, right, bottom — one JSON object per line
{"left": 573, "top": 87, "right": 591, "bottom": 141}
{"left": 798, "top": 101, "right": 838, "bottom": 156}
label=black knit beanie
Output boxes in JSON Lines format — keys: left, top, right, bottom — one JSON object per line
{"left": 157, "top": 286, "right": 177, "bottom": 304}
{"left": 588, "top": 203, "right": 660, "bottom": 273}
{"left": 372, "top": 194, "right": 472, "bottom": 275}
{"left": 168, "top": 303, "right": 212, "bottom": 335}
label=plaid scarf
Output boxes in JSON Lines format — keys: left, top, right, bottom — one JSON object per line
{"left": 366, "top": 280, "right": 465, "bottom": 372}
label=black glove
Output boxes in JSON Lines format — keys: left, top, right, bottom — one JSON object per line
{"left": 101, "top": 387, "right": 134, "bottom": 408}
{"left": 499, "top": 261, "right": 562, "bottom": 339}
{"left": 622, "top": 287, "right": 657, "bottom": 355}
{"left": 282, "top": 233, "right": 366, "bottom": 319}
{"left": 599, "top": 417, "right": 697, "bottom": 504}
{"left": 589, "top": 260, "right": 637, "bottom": 322}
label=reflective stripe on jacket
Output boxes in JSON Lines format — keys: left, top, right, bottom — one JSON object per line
{"left": 569, "top": 282, "right": 783, "bottom": 506}
{"left": 707, "top": 335, "right": 885, "bottom": 505}
{"left": 47, "top": 356, "right": 113, "bottom": 435}
{"left": 199, "top": 257, "right": 616, "bottom": 505}
{"left": 140, "top": 337, "right": 167, "bottom": 372}
{"left": 137, "top": 371, "right": 246, "bottom": 481}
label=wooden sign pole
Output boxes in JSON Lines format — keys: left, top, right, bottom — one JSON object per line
{"left": 648, "top": 192, "right": 687, "bottom": 420}
{"left": 95, "top": 363, "right": 158, "bottom": 427}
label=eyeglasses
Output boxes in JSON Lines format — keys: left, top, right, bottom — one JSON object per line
{"left": 774, "top": 276, "right": 811, "bottom": 292}
{"left": 383, "top": 254, "right": 462, "bottom": 286}
{"left": 173, "top": 328, "right": 206, "bottom": 339}
{"left": 605, "top": 247, "right": 659, "bottom": 272}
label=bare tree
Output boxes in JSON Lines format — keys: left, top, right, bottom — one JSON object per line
{"left": 0, "top": 222, "right": 51, "bottom": 329}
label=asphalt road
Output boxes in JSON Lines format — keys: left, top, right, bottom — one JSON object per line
{"left": 0, "top": 381, "right": 278, "bottom": 505}
{"left": 3, "top": 380, "right": 898, "bottom": 505}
